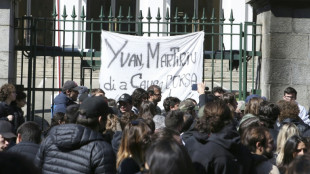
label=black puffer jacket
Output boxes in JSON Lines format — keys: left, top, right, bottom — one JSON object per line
{"left": 35, "top": 124, "right": 116, "bottom": 174}
{"left": 186, "top": 123, "right": 255, "bottom": 174}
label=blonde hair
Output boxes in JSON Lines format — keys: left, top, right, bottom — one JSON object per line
{"left": 276, "top": 123, "right": 300, "bottom": 165}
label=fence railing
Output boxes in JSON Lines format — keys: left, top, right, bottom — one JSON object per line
{"left": 14, "top": 5, "right": 262, "bottom": 121}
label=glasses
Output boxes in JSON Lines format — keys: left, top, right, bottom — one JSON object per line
{"left": 154, "top": 93, "right": 161, "bottom": 96}
{"left": 296, "top": 148, "right": 307, "bottom": 153}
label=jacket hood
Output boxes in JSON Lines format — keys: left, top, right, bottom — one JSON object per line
{"left": 208, "top": 123, "right": 240, "bottom": 150}
{"left": 49, "top": 124, "right": 105, "bottom": 150}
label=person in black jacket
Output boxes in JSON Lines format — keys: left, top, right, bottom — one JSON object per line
{"left": 8, "top": 121, "right": 41, "bottom": 161}
{"left": 52, "top": 80, "right": 82, "bottom": 116}
{"left": 186, "top": 100, "right": 254, "bottom": 174}
{"left": 10, "top": 90, "right": 26, "bottom": 133}
{"left": 35, "top": 96, "right": 116, "bottom": 174}
{"left": 0, "top": 83, "right": 16, "bottom": 122}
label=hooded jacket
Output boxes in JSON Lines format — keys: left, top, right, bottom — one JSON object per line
{"left": 35, "top": 124, "right": 116, "bottom": 174}
{"left": 187, "top": 123, "right": 254, "bottom": 174}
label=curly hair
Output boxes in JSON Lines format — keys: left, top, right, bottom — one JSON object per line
{"left": 105, "top": 114, "right": 119, "bottom": 132}
{"left": 277, "top": 100, "right": 300, "bottom": 122}
{"left": 258, "top": 101, "right": 280, "bottom": 128}
{"left": 131, "top": 88, "right": 148, "bottom": 109}
{"left": 196, "top": 101, "right": 232, "bottom": 133}
{"left": 0, "top": 83, "right": 16, "bottom": 102}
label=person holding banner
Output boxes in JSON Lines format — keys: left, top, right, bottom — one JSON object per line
{"left": 147, "top": 85, "right": 162, "bottom": 115}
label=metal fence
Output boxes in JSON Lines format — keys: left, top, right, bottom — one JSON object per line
{"left": 14, "top": 5, "right": 262, "bottom": 121}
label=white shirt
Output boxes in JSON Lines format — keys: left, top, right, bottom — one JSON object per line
{"left": 298, "top": 103, "right": 310, "bottom": 125}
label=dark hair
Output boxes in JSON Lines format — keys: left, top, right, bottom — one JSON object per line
{"left": 165, "top": 110, "right": 184, "bottom": 133}
{"left": 147, "top": 85, "right": 161, "bottom": 96}
{"left": 119, "top": 112, "right": 138, "bottom": 131}
{"left": 205, "top": 93, "right": 219, "bottom": 103}
{"left": 65, "top": 104, "right": 79, "bottom": 124}
{"left": 145, "top": 139, "right": 195, "bottom": 174}
{"left": 286, "top": 153, "right": 310, "bottom": 174}
{"left": 212, "top": 86, "right": 225, "bottom": 95}
{"left": 284, "top": 87, "right": 297, "bottom": 96}
{"left": 221, "top": 92, "right": 237, "bottom": 112}
{"left": 139, "top": 101, "right": 156, "bottom": 119}
{"left": 144, "top": 118, "right": 155, "bottom": 134}
{"left": 241, "top": 126, "right": 269, "bottom": 153}
{"left": 163, "top": 97, "right": 181, "bottom": 112}
{"left": 15, "top": 91, "right": 26, "bottom": 101}
{"left": 117, "top": 119, "right": 151, "bottom": 168}
{"left": 258, "top": 101, "right": 280, "bottom": 128}
{"left": 131, "top": 88, "right": 148, "bottom": 109}
{"left": 51, "top": 112, "right": 67, "bottom": 127}
{"left": 199, "top": 101, "right": 232, "bottom": 133}
{"left": 17, "top": 121, "right": 41, "bottom": 144}
{"left": 181, "top": 112, "right": 195, "bottom": 132}
{"left": 0, "top": 83, "right": 15, "bottom": 101}
{"left": 277, "top": 100, "right": 300, "bottom": 122}
{"left": 280, "top": 135, "right": 306, "bottom": 168}
{"left": 151, "top": 128, "right": 180, "bottom": 143}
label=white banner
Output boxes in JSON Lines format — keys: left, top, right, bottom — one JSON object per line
{"left": 100, "top": 31, "right": 205, "bottom": 109}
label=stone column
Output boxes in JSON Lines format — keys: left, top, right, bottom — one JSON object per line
{"left": 247, "top": 0, "right": 310, "bottom": 109}
{"left": 0, "top": 0, "right": 15, "bottom": 85}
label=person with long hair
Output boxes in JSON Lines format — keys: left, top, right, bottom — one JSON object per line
{"left": 131, "top": 88, "right": 148, "bottom": 114}
{"left": 139, "top": 101, "right": 156, "bottom": 119}
{"left": 278, "top": 135, "right": 307, "bottom": 174}
{"left": 117, "top": 119, "right": 152, "bottom": 174}
{"left": 285, "top": 153, "right": 310, "bottom": 174}
{"left": 144, "top": 139, "right": 195, "bottom": 174}
{"left": 276, "top": 123, "right": 300, "bottom": 166}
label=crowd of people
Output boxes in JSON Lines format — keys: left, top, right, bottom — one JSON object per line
{"left": 0, "top": 80, "right": 310, "bottom": 174}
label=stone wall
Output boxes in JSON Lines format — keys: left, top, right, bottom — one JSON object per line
{"left": 0, "top": 0, "right": 15, "bottom": 85}
{"left": 255, "top": 3, "right": 310, "bottom": 109}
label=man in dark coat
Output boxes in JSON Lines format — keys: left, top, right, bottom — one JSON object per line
{"left": 52, "top": 80, "right": 82, "bottom": 116}
{"left": 185, "top": 101, "right": 254, "bottom": 174}
{"left": 8, "top": 121, "right": 41, "bottom": 161}
{"left": 35, "top": 96, "right": 116, "bottom": 174}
